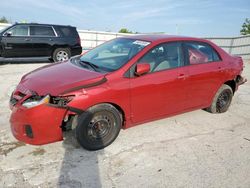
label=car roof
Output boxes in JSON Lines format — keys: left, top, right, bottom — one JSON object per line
{"left": 13, "top": 23, "right": 74, "bottom": 28}
{"left": 122, "top": 34, "right": 208, "bottom": 43}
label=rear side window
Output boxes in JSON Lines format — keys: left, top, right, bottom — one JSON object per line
{"left": 6, "top": 25, "right": 28, "bottom": 36}
{"left": 57, "top": 26, "right": 77, "bottom": 37}
{"left": 185, "top": 42, "right": 221, "bottom": 65}
{"left": 30, "top": 26, "right": 55, "bottom": 36}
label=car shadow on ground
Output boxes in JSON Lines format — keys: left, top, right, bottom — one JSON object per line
{"left": 0, "top": 57, "right": 50, "bottom": 65}
{"left": 58, "top": 130, "right": 103, "bottom": 187}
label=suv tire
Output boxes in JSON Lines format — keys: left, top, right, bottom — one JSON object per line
{"left": 52, "top": 48, "right": 71, "bottom": 62}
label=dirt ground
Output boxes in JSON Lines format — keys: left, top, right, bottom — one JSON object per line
{"left": 0, "top": 61, "right": 250, "bottom": 188}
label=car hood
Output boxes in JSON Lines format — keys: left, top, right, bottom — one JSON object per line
{"left": 19, "top": 61, "right": 106, "bottom": 96}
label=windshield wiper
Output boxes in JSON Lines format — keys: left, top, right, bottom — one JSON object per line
{"left": 79, "top": 60, "right": 99, "bottom": 71}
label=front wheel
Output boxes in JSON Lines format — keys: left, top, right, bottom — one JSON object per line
{"left": 205, "top": 84, "right": 233, "bottom": 113}
{"left": 75, "top": 104, "right": 122, "bottom": 150}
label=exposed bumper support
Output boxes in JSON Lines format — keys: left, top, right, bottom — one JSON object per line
{"left": 236, "top": 75, "right": 247, "bottom": 85}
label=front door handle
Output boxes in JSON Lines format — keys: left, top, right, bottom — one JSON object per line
{"left": 218, "top": 66, "right": 223, "bottom": 72}
{"left": 24, "top": 38, "right": 31, "bottom": 41}
{"left": 177, "top": 73, "right": 187, "bottom": 79}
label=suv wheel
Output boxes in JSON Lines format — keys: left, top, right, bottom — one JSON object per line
{"left": 75, "top": 103, "right": 122, "bottom": 150}
{"left": 205, "top": 84, "right": 233, "bottom": 113}
{"left": 52, "top": 48, "right": 71, "bottom": 62}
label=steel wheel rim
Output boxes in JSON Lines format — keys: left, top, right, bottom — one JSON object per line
{"left": 87, "top": 112, "right": 114, "bottom": 140}
{"left": 216, "top": 90, "right": 231, "bottom": 112}
{"left": 56, "top": 50, "right": 69, "bottom": 61}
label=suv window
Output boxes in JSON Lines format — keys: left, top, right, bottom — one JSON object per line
{"left": 185, "top": 42, "right": 221, "bottom": 65}
{"left": 56, "top": 26, "right": 77, "bottom": 37}
{"left": 30, "top": 26, "right": 55, "bottom": 36}
{"left": 6, "top": 25, "right": 29, "bottom": 36}
{"left": 138, "top": 42, "right": 184, "bottom": 72}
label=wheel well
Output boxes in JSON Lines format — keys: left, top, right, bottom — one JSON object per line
{"left": 107, "top": 103, "right": 126, "bottom": 127}
{"left": 64, "top": 102, "right": 126, "bottom": 131}
{"left": 224, "top": 80, "right": 236, "bottom": 93}
{"left": 51, "top": 45, "right": 70, "bottom": 57}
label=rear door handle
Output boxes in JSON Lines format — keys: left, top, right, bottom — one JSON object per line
{"left": 24, "top": 38, "right": 31, "bottom": 41}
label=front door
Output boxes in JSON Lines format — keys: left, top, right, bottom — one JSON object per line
{"left": 2, "top": 25, "right": 33, "bottom": 57}
{"left": 129, "top": 42, "right": 189, "bottom": 124}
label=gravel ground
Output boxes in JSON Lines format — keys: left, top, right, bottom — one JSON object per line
{"left": 0, "top": 61, "right": 250, "bottom": 188}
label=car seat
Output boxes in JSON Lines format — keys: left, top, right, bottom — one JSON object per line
{"left": 154, "top": 45, "right": 178, "bottom": 71}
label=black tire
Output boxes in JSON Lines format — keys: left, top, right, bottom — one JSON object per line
{"left": 205, "top": 84, "right": 233, "bottom": 113}
{"left": 52, "top": 48, "right": 71, "bottom": 62}
{"left": 75, "top": 103, "right": 122, "bottom": 150}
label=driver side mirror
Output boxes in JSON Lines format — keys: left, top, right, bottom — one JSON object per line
{"left": 4, "top": 31, "right": 12, "bottom": 37}
{"left": 135, "top": 63, "right": 150, "bottom": 76}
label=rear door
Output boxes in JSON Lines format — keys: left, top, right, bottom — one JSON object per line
{"left": 30, "top": 25, "right": 57, "bottom": 57}
{"left": 129, "top": 42, "right": 189, "bottom": 124}
{"left": 183, "top": 41, "right": 225, "bottom": 108}
{"left": 1, "top": 25, "right": 33, "bottom": 57}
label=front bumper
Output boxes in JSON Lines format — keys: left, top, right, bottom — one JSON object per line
{"left": 10, "top": 103, "right": 66, "bottom": 145}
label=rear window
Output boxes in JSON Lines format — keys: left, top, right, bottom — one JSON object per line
{"left": 30, "top": 26, "right": 55, "bottom": 36}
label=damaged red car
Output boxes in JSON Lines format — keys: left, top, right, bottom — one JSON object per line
{"left": 9, "top": 35, "right": 246, "bottom": 150}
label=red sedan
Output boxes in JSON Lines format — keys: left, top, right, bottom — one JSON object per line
{"left": 9, "top": 35, "right": 246, "bottom": 150}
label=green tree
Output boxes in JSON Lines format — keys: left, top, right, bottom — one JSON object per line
{"left": 119, "top": 28, "right": 133, "bottom": 34}
{"left": 0, "top": 16, "right": 9, "bottom": 23}
{"left": 240, "top": 18, "right": 250, "bottom": 35}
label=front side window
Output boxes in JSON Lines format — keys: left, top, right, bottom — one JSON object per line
{"left": 6, "top": 25, "right": 29, "bottom": 36}
{"left": 138, "top": 42, "right": 184, "bottom": 72}
{"left": 185, "top": 42, "right": 221, "bottom": 65}
{"left": 79, "top": 38, "right": 150, "bottom": 72}
{"left": 30, "top": 26, "right": 55, "bottom": 36}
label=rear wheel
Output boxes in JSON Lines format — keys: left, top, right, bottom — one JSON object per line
{"left": 205, "top": 84, "right": 233, "bottom": 113}
{"left": 75, "top": 104, "right": 122, "bottom": 150}
{"left": 52, "top": 48, "right": 71, "bottom": 62}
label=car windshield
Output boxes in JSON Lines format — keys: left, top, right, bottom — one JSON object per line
{"left": 0, "top": 28, "right": 5, "bottom": 33}
{"left": 79, "top": 38, "right": 151, "bottom": 72}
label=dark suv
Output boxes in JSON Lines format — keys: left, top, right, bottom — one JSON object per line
{"left": 0, "top": 23, "right": 82, "bottom": 62}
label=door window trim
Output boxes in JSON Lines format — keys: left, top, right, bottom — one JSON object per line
{"left": 3, "top": 25, "right": 58, "bottom": 37}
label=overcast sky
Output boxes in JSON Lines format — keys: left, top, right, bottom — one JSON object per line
{"left": 1, "top": 0, "right": 249, "bottom": 36}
